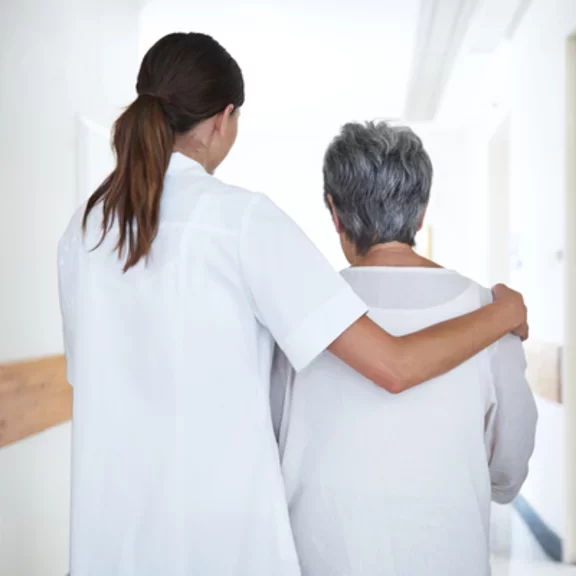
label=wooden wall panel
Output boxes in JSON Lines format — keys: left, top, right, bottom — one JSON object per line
{"left": 524, "top": 340, "right": 562, "bottom": 404}
{"left": 0, "top": 355, "right": 71, "bottom": 449}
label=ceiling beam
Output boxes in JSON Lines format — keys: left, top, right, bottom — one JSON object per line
{"left": 404, "top": 0, "right": 481, "bottom": 122}
{"left": 404, "top": 0, "right": 534, "bottom": 122}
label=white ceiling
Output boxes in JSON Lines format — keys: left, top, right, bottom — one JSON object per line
{"left": 403, "top": 0, "right": 533, "bottom": 122}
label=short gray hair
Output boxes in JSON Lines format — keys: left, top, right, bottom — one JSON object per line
{"left": 323, "top": 121, "right": 433, "bottom": 253}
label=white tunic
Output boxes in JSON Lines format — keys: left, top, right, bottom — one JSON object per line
{"left": 274, "top": 267, "right": 538, "bottom": 576}
{"left": 57, "top": 153, "right": 367, "bottom": 576}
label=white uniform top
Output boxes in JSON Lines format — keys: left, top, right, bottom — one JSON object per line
{"left": 273, "top": 268, "right": 538, "bottom": 576}
{"left": 57, "top": 152, "right": 367, "bottom": 576}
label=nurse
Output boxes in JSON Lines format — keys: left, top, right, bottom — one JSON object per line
{"left": 58, "top": 32, "right": 527, "bottom": 576}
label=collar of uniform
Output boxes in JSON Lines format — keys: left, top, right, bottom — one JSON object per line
{"left": 166, "top": 152, "right": 207, "bottom": 175}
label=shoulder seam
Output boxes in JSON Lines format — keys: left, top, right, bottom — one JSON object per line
{"left": 237, "top": 194, "right": 263, "bottom": 273}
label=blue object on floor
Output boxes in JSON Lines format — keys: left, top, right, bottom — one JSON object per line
{"left": 514, "top": 495, "right": 563, "bottom": 562}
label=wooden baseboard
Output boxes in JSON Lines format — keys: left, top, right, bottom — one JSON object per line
{"left": 0, "top": 355, "right": 72, "bottom": 449}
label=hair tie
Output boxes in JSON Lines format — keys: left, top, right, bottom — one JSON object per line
{"left": 138, "top": 92, "right": 172, "bottom": 106}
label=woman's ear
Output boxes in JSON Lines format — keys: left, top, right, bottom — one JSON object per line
{"left": 417, "top": 203, "right": 429, "bottom": 231}
{"left": 214, "top": 104, "right": 235, "bottom": 135}
{"left": 327, "top": 195, "right": 342, "bottom": 234}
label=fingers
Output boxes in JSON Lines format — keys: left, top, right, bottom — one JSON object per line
{"left": 513, "top": 322, "right": 529, "bottom": 342}
{"left": 492, "top": 283, "right": 518, "bottom": 301}
{"left": 491, "top": 283, "right": 529, "bottom": 341}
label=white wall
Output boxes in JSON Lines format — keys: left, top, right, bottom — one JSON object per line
{"left": 0, "top": 0, "right": 140, "bottom": 364}
{"left": 431, "top": 40, "right": 514, "bottom": 288}
{"left": 0, "top": 1, "right": 141, "bottom": 574}
{"left": 508, "top": 0, "right": 568, "bottom": 347}
{"left": 407, "top": 124, "right": 490, "bottom": 285}
{"left": 0, "top": 424, "right": 72, "bottom": 576}
{"left": 521, "top": 397, "right": 567, "bottom": 539}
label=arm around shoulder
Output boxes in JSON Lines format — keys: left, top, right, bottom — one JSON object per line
{"left": 329, "top": 288, "right": 528, "bottom": 394}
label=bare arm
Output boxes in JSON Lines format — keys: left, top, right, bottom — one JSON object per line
{"left": 329, "top": 284, "right": 528, "bottom": 394}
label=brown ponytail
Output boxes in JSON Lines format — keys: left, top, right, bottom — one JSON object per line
{"left": 83, "top": 32, "right": 244, "bottom": 272}
{"left": 83, "top": 95, "right": 173, "bottom": 272}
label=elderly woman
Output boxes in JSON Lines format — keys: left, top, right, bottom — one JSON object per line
{"left": 272, "top": 122, "right": 538, "bottom": 576}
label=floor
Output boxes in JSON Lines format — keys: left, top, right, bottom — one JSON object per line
{"left": 491, "top": 504, "right": 576, "bottom": 575}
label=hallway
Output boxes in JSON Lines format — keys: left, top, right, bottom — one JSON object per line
{"left": 1, "top": 0, "right": 575, "bottom": 574}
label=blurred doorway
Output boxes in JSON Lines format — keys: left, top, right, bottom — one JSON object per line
{"left": 563, "top": 32, "right": 576, "bottom": 565}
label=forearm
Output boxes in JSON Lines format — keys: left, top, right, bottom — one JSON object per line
{"left": 394, "top": 299, "right": 520, "bottom": 390}
{"left": 330, "top": 291, "right": 525, "bottom": 394}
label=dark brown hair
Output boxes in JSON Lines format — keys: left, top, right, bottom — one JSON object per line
{"left": 83, "top": 32, "right": 244, "bottom": 271}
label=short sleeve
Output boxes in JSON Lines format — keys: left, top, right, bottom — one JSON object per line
{"left": 239, "top": 195, "right": 367, "bottom": 372}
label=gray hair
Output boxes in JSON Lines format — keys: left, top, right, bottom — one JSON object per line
{"left": 323, "top": 121, "right": 433, "bottom": 253}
